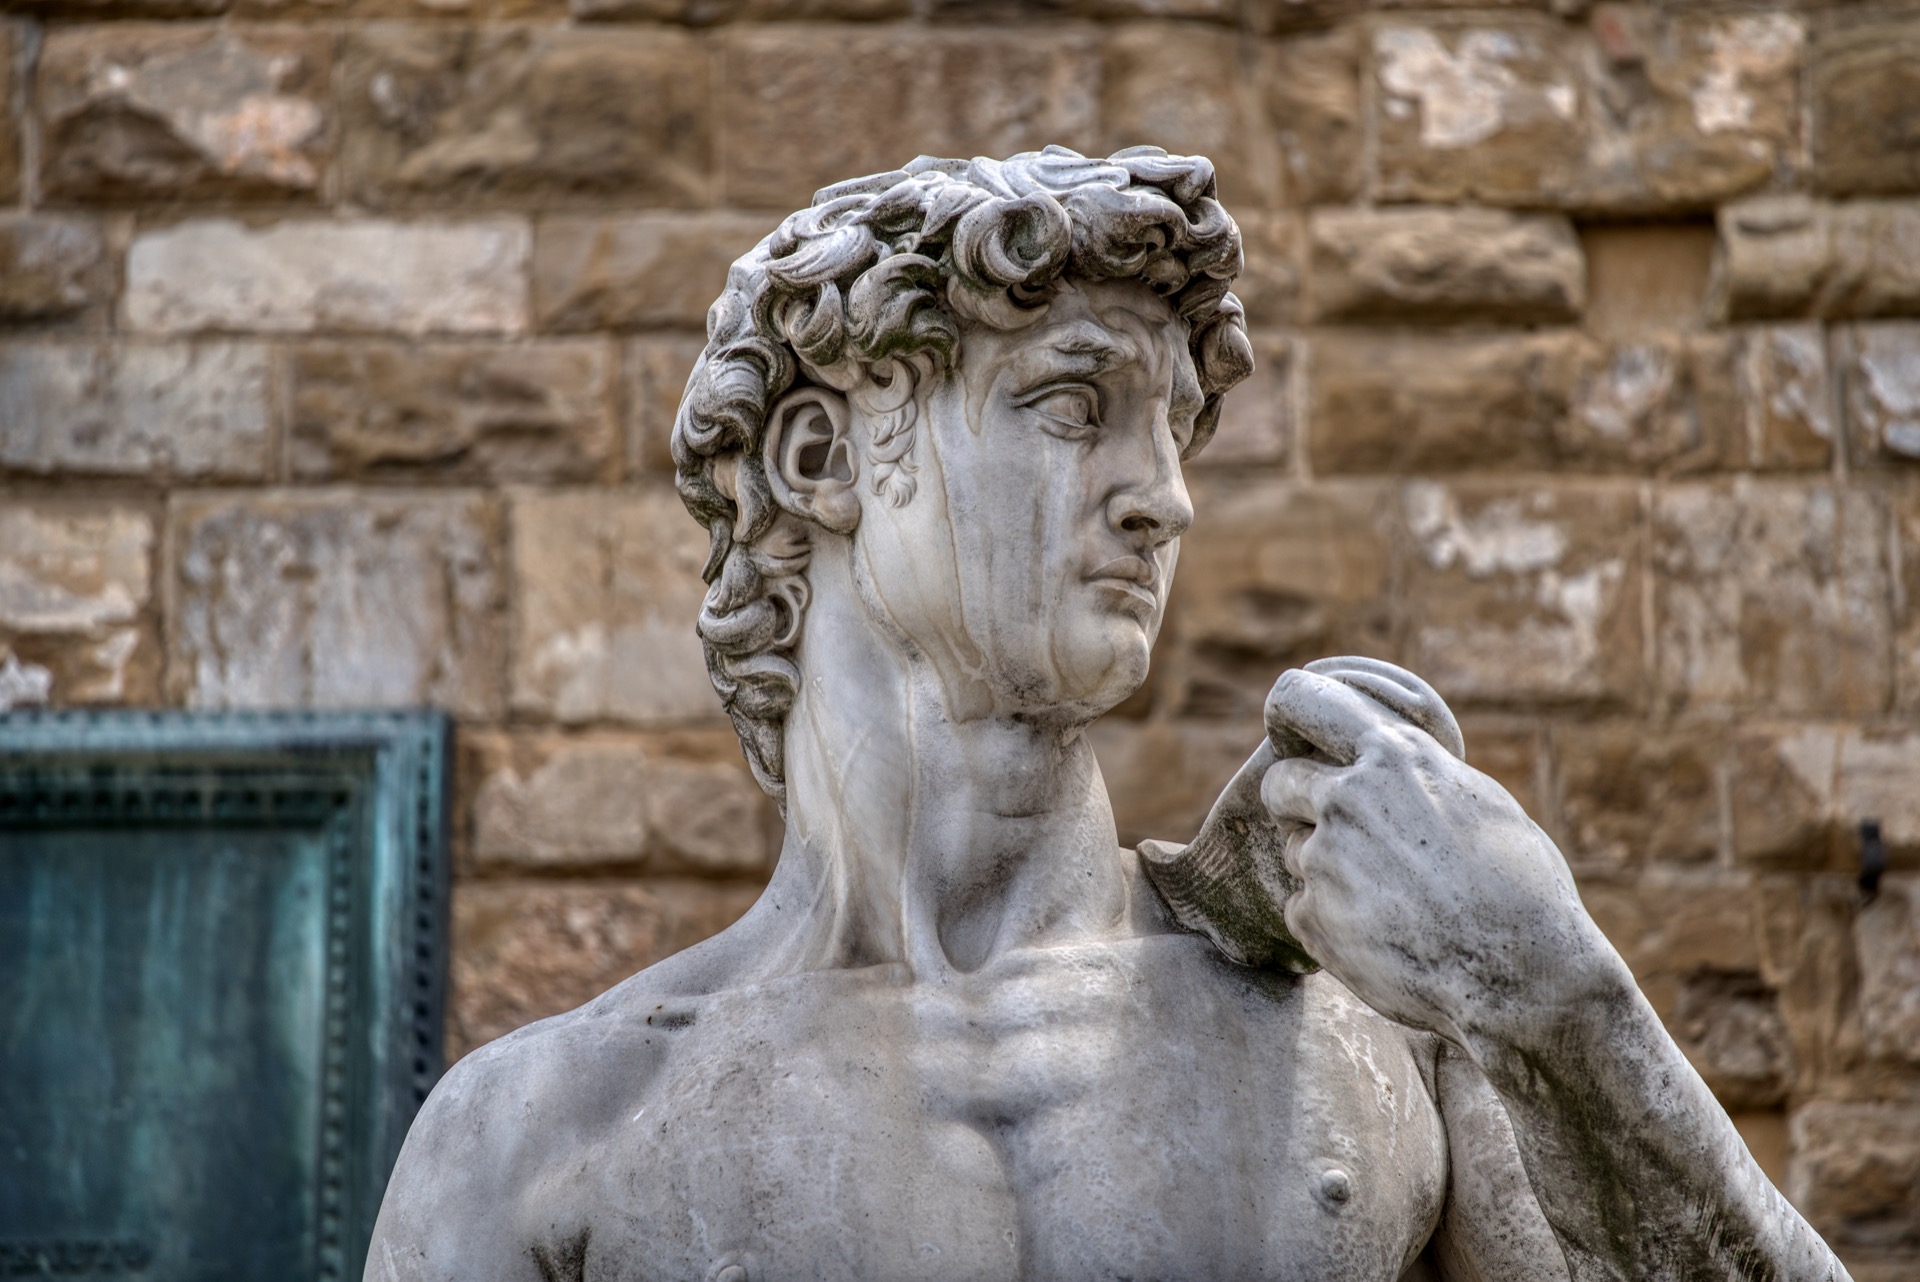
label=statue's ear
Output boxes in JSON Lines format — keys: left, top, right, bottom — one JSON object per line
{"left": 765, "top": 386, "right": 859, "bottom": 534}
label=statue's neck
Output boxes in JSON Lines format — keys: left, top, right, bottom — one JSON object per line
{"left": 756, "top": 540, "right": 1132, "bottom": 979}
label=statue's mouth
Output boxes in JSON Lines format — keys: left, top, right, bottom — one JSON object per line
{"left": 1087, "top": 557, "right": 1159, "bottom": 610}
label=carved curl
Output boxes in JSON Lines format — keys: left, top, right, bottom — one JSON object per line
{"left": 672, "top": 146, "right": 1254, "bottom": 803}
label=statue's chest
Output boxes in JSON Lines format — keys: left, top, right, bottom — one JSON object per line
{"left": 563, "top": 945, "right": 1448, "bottom": 1282}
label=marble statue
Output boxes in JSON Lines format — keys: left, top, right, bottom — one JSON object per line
{"left": 368, "top": 148, "right": 1851, "bottom": 1281}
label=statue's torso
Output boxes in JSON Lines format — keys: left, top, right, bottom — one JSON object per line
{"left": 520, "top": 934, "right": 1449, "bottom": 1282}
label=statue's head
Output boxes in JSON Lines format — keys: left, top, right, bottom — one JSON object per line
{"left": 673, "top": 146, "right": 1252, "bottom": 801}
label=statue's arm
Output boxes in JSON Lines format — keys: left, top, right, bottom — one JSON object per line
{"left": 1425, "top": 1045, "right": 1571, "bottom": 1282}
{"left": 1244, "top": 664, "right": 1850, "bottom": 1281}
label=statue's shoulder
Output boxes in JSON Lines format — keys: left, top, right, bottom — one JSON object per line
{"left": 365, "top": 945, "right": 744, "bottom": 1281}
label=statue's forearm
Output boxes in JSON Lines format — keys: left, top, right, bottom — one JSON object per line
{"left": 1460, "top": 965, "right": 1848, "bottom": 1282}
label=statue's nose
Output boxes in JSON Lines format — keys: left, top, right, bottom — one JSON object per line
{"left": 1108, "top": 464, "right": 1194, "bottom": 547}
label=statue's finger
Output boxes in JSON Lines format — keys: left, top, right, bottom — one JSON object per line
{"left": 1303, "top": 657, "right": 1465, "bottom": 761}
{"left": 1261, "top": 754, "right": 1339, "bottom": 825}
{"left": 1264, "top": 668, "right": 1391, "bottom": 766}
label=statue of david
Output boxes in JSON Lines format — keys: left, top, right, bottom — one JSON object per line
{"left": 368, "top": 148, "right": 1851, "bottom": 1282}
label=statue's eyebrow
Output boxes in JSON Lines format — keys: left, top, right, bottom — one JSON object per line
{"left": 1010, "top": 323, "right": 1137, "bottom": 385}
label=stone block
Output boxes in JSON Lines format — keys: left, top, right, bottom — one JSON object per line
{"left": 575, "top": 0, "right": 900, "bottom": 19}
{"left": 1401, "top": 481, "right": 1644, "bottom": 708}
{"left": 1736, "top": 324, "right": 1834, "bottom": 471}
{"left": 1897, "top": 492, "right": 1920, "bottom": 716}
{"left": 37, "top": 26, "right": 331, "bottom": 204}
{"left": 1195, "top": 332, "right": 1292, "bottom": 469}
{"left": 1668, "top": 968, "right": 1793, "bottom": 1111}
{"left": 1653, "top": 483, "right": 1890, "bottom": 717}
{"left": 289, "top": 340, "right": 616, "bottom": 484}
{"left": 0, "top": 503, "right": 157, "bottom": 707}
{"left": 1813, "top": 13, "right": 1920, "bottom": 197}
{"left": 171, "top": 492, "right": 505, "bottom": 717}
{"left": 1233, "top": 212, "right": 1303, "bottom": 327}
{"left": 1263, "top": 27, "right": 1362, "bottom": 206}
{"left": 1102, "top": 25, "right": 1272, "bottom": 209}
{"left": 1307, "top": 330, "right": 1589, "bottom": 474}
{"left": 0, "top": 26, "right": 19, "bottom": 204}
{"left": 340, "top": 27, "right": 709, "bottom": 209}
{"left": 509, "top": 487, "right": 717, "bottom": 726}
{"left": 1731, "top": 726, "right": 1844, "bottom": 872}
{"left": 1840, "top": 323, "right": 1920, "bottom": 468}
{"left": 1170, "top": 476, "right": 1396, "bottom": 720}
{"left": 448, "top": 878, "right": 760, "bottom": 1058}
{"left": 470, "top": 731, "right": 776, "bottom": 875}
{"left": 1557, "top": 333, "right": 1738, "bottom": 474}
{"left": 1754, "top": 873, "right": 1866, "bottom": 1091}
{"left": 0, "top": 342, "right": 270, "bottom": 480}
{"left": 0, "top": 0, "right": 227, "bottom": 13}
{"left": 1307, "top": 207, "right": 1584, "bottom": 324}
{"left": 0, "top": 216, "right": 113, "bottom": 327}
{"left": 125, "top": 217, "right": 528, "bottom": 336}
{"left": 1373, "top": 19, "right": 1583, "bottom": 207}
{"left": 1086, "top": 719, "right": 1262, "bottom": 852}
{"left": 623, "top": 334, "right": 705, "bottom": 478}
{"left": 1581, "top": 223, "right": 1715, "bottom": 339}
{"left": 533, "top": 213, "right": 767, "bottom": 334}
{"left": 1788, "top": 1101, "right": 1920, "bottom": 1256}
{"left": 722, "top": 29, "right": 1100, "bottom": 210}
{"left": 1716, "top": 198, "right": 1920, "bottom": 321}
{"left": 1856, "top": 877, "right": 1920, "bottom": 1067}
{"left": 1580, "top": 866, "right": 1762, "bottom": 1008}
{"left": 1583, "top": 8, "right": 1804, "bottom": 213}
{"left": 1549, "top": 722, "right": 1723, "bottom": 873}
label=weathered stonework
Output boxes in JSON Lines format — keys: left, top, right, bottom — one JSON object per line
{"left": 508, "top": 487, "right": 716, "bottom": 726}
{"left": 0, "top": 25, "right": 18, "bottom": 204}
{"left": 1373, "top": 19, "right": 1584, "bottom": 207}
{"left": 1789, "top": 1101, "right": 1920, "bottom": 1257}
{"left": 532, "top": 213, "right": 768, "bottom": 333}
{"left": 0, "top": 342, "right": 271, "bottom": 480}
{"left": 447, "top": 878, "right": 759, "bottom": 1058}
{"left": 1812, "top": 12, "right": 1920, "bottom": 198}
{"left": 124, "top": 218, "right": 529, "bottom": 336}
{"left": 171, "top": 491, "right": 506, "bottom": 716}
{"left": 1654, "top": 484, "right": 1891, "bottom": 717}
{"left": 0, "top": 503, "right": 158, "bottom": 708}
{"left": 1194, "top": 332, "right": 1292, "bottom": 468}
{"left": 0, "top": 216, "right": 114, "bottom": 327}
{"left": 1401, "top": 481, "right": 1644, "bottom": 708}
{"left": 1308, "top": 330, "right": 1589, "bottom": 474}
{"left": 621, "top": 334, "right": 703, "bottom": 478}
{"left": 1856, "top": 878, "right": 1920, "bottom": 1069}
{"left": 1101, "top": 26, "right": 1271, "bottom": 209}
{"left": 1171, "top": 477, "right": 1396, "bottom": 720}
{"left": 1735, "top": 324, "right": 1833, "bottom": 471}
{"left": 1262, "top": 27, "right": 1363, "bottom": 206}
{"left": 1583, "top": 8, "right": 1803, "bottom": 213}
{"left": 1839, "top": 323, "right": 1920, "bottom": 468}
{"left": 721, "top": 30, "right": 1100, "bottom": 209}
{"left": 1308, "top": 207, "right": 1584, "bottom": 325}
{"left": 340, "top": 27, "right": 710, "bottom": 209}
{"left": 288, "top": 340, "right": 616, "bottom": 483}
{"left": 1716, "top": 197, "right": 1920, "bottom": 321}
{"left": 36, "top": 26, "right": 332, "bottom": 203}
{"left": 469, "top": 731, "right": 776, "bottom": 875}
{"left": 1550, "top": 721, "right": 1723, "bottom": 872}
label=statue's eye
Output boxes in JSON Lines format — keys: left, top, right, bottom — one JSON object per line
{"left": 1022, "top": 386, "right": 1099, "bottom": 439}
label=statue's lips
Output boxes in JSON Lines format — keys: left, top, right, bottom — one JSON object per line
{"left": 1087, "top": 557, "right": 1159, "bottom": 609}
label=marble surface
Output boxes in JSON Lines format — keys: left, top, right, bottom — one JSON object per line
{"left": 367, "top": 149, "right": 1851, "bottom": 1282}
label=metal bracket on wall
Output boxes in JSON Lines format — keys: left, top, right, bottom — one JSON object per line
{"left": 0, "top": 709, "right": 452, "bottom": 1282}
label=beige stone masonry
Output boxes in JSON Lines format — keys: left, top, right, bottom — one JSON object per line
{"left": 125, "top": 218, "right": 530, "bottom": 336}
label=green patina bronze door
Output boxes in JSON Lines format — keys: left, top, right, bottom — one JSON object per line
{"left": 0, "top": 711, "right": 450, "bottom": 1282}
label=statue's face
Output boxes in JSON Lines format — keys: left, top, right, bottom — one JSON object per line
{"left": 850, "top": 277, "right": 1198, "bottom": 724}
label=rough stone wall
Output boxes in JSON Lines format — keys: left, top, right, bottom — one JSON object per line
{"left": 1, "top": 0, "right": 1917, "bottom": 1267}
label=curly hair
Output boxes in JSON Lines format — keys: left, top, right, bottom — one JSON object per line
{"left": 672, "top": 145, "right": 1254, "bottom": 803}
